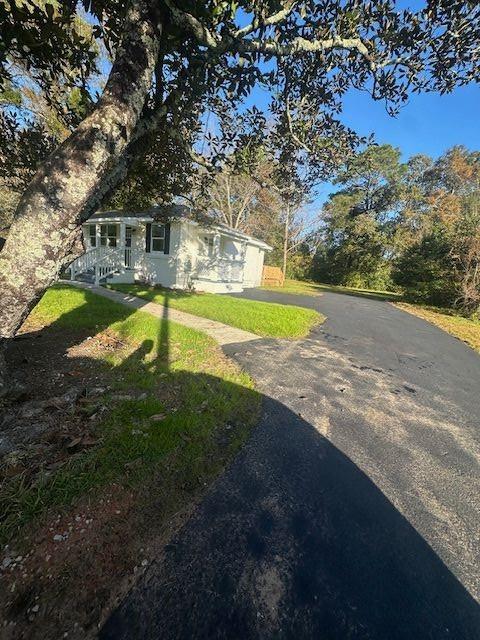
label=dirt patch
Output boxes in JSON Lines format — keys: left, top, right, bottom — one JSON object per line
{"left": 0, "top": 319, "right": 215, "bottom": 639}
{"left": 1, "top": 321, "right": 127, "bottom": 485}
{"left": 1, "top": 475, "right": 200, "bottom": 640}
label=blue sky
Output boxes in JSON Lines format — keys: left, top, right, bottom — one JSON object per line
{"left": 90, "top": 3, "right": 479, "bottom": 212}
{"left": 341, "top": 84, "right": 480, "bottom": 161}
{"left": 242, "top": 81, "right": 480, "bottom": 209}
{"left": 312, "top": 82, "right": 480, "bottom": 207}
{"left": 233, "top": 0, "right": 480, "bottom": 209}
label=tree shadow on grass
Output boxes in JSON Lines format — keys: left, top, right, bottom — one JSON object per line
{"left": 3, "top": 284, "right": 480, "bottom": 639}
{"left": 1, "top": 285, "right": 256, "bottom": 541}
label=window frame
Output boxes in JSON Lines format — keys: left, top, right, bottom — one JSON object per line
{"left": 202, "top": 235, "right": 215, "bottom": 258}
{"left": 88, "top": 224, "right": 97, "bottom": 248}
{"left": 125, "top": 226, "right": 133, "bottom": 248}
{"left": 150, "top": 223, "right": 166, "bottom": 253}
{"left": 100, "top": 223, "right": 118, "bottom": 248}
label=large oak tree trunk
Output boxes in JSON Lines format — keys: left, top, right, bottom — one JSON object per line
{"left": 0, "top": 1, "right": 161, "bottom": 395}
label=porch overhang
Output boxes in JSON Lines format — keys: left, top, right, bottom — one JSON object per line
{"left": 83, "top": 216, "right": 148, "bottom": 227}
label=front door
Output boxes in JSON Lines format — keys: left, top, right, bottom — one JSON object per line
{"left": 125, "top": 226, "right": 132, "bottom": 248}
{"left": 125, "top": 226, "right": 133, "bottom": 266}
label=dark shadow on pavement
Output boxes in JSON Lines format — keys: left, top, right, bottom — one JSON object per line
{"left": 100, "top": 392, "right": 480, "bottom": 640}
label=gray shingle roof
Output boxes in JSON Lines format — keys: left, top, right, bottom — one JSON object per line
{"left": 89, "top": 204, "right": 192, "bottom": 220}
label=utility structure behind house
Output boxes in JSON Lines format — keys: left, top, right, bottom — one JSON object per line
{"left": 68, "top": 205, "right": 271, "bottom": 293}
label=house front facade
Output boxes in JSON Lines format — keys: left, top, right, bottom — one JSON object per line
{"left": 69, "top": 206, "right": 271, "bottom": 293}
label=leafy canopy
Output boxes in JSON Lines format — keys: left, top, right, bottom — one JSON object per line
{"left": 1, "top": 1, "right": 479, "bottom": 208}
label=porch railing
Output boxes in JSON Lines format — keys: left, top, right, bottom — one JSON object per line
{"left": 69, "top": 246, "right": 139, "bottom": 285}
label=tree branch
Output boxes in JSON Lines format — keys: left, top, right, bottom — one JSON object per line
{"left": 285, "top": 96, "right": 312, "bottom": 153}
{"left": 166, "top": 2, "right": 376, "bottom": 70}
{"left": 164, "top": 0, "right": 220, "bottom": 49}
{"left": 236, "top": 35, "right": 375, "bottom": 70}
{"left": 234, "top": 2, "right": 298, "bottom": 39}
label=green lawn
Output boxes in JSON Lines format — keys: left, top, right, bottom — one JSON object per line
{"left": 1, "top": 285, "right": 260, "bottom": 542}
{"left": 395, "top": 302, "right": 480, "bottom": 354}
{"left": 108, "top": 284, "right": 323, "bottom": 338}
{"left": 262, "top": 278, "right": 401, "bottom": 301}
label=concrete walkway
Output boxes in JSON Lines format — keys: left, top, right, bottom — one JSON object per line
{"left": 64, "top": 281, "right": 260, "bottom": 345}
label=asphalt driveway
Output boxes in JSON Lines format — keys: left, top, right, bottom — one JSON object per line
{"left": 101, "top": 290, "right": 480, "bottom": 639}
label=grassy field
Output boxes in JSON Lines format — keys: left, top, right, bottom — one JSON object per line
{"left": 109, "top": 284, "right": 323, "bottom": 338}
{"left": 262, "top": 279, "right": 401, "bottom": 301}
{"left": 395, "top": 302, "right": 480, "bottom": 354}
{"left": 1, "top": 285, "right": 260, "bottom": 542}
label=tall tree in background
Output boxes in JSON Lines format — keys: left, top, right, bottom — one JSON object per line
{"left": 316, "top": 144, "right": 480, "bottom": 313}
{"left": 198, "top": 159, "right": 279, "bottom": 233}
{"left": 1, "top": 0, "right": 480, "bottom": 393}
{"left": 393, "top": 146, "right": 480, "bottom": 312}
{"left": 315, "top": 144, "right": 405, "bottom": 288}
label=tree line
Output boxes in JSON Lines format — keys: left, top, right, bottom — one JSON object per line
{"left": 198, "top": 144, "right": 480, "bottom": 317}
{"left": 313, "top": 144, "right": 480, "bottom": 315}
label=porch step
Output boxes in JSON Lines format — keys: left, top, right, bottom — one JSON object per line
{"left": 74, "top": 272, "right": 95, "bottom": 284}
{"left": 73, "top": 270, "right": 135, "bottom": 285}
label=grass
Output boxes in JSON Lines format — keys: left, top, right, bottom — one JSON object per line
{"left": 261, "top": 279, "right": 324, "bottom": 296}
{"left": 108, "top": 284, "right": 323, "bottom": 338}
{"left": 311, "top": 282, "right": 401, "bottom": 301}
{"left": 394, "top": 302, "right": 480, "bottom": 354}
{"left": 262, "top": 278, "right": 401, "bottom": 301}
{"left": 1, "top": 284, "right": 260, "bottom": 542}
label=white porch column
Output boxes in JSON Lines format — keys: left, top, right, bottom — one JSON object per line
{"left": 214, "top": 233, "right": 221, "bottom": 255}
{"left": 95, "top": 223, "right": 101, "bottom": 248}
{"left": 241, "top": 240, "right": 247, "bottom": 260}
{"left": 119, "top": 222, "right": 126, "bottom": 248}
{"left": 94, "top": 224, "right": 101, "bottom": 285}
{"left": 119, "top": 222, "right": 126, "bottom": 268}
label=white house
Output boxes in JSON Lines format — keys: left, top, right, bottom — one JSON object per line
{"left": 68, "top": 205, "right": 271, "bottom": 293}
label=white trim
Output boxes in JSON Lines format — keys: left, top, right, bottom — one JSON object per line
{"left": 88, "top": 216, "right": 149, "bottom": 225}
{"left": 182, "top": 219, "right": 271, "bottom": 250}
{"left": 147, "top": 253, "right": 171, "bottom": 260}
{"left": 149, "top": 222, "right": 166, "bottom": 254}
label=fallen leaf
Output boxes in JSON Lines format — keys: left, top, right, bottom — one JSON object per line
{"left": 66, "top": 437, "right": 82, "bottom": 450}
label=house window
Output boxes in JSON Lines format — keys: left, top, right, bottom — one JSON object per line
{"left": 88, "top": 224, "right": 96, "bottom": 248}
{"left": 100, "top": 224, "right": 118, "bottom": 247}
{"left": 150, "top": 223, "right": 165, "bottom": 252}
{"left": 202, "top": 235, "right": 215, "bottom": 257}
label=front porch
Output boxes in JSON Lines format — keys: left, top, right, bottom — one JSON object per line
{"left": 69, "top": 218, "right": 145, "bottom": 285}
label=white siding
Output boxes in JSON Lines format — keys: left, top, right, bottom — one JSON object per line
{"left": 175, "top": 221, "right": 199, "bottom": 288}
{"left": 80, "top": 217, "right": 270, "bottom": 292}
{"left": 243, "top": 244, "right": 265, "bottom": 288}
{"left": 135, "top": 222, "right": 181, "bottom": 288}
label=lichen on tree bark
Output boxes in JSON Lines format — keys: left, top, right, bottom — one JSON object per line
{"left": 0, "top": 0, "right": 162, "bottom": 395}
